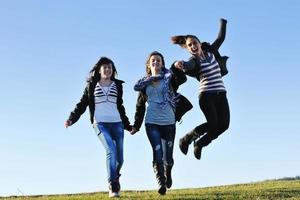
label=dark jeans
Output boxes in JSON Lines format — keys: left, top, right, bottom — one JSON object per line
{"left": 194, "top": 91, "right": 230, "bottom": 147}
{"left": 145, "top": 123, "right": 176, "bottom": 166}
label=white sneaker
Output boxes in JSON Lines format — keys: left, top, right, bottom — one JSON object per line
{"left": 108, "top": 189, "right": 120, "bottom": 198}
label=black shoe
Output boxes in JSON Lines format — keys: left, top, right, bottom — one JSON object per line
{"left": 165, "top": 165, "right": 172, "bottom": 189}
{"left": 179, "top": 137, "right": 189, "bottom": 155}
{"left": 158, "top": 185, "right": 166, "bottom": 195}
{"left": 153, "top": 163, "right": 167, "bottom": 195}
{"left": 194, "top": 142, "right": 203, "bottom": 160}
{"left": 116, "top": 174, "right": 121, "bottom": 193}
{"left": 110, "top": 181, "right": 120, "bottom": 193}
{"left": 179, "top": 130, "right": 200, "bottom": 155}
{"left": 165, "top": 176, "right": 172, "bottom": 189}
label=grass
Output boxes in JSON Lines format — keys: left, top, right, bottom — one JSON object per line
{"left": 2, "top": 179, "right": 300, "bottom": 200}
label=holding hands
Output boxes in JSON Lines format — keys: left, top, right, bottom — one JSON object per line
{"left": 130, "top": 126, "right": 138, "bottom": 135}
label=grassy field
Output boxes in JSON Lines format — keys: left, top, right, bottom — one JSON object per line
{"left": 2, "top": 179, "right": 300, "bottom": 200}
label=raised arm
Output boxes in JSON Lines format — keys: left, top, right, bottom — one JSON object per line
{"left": 211, "top": 18, "right": 227, "bottom": 50}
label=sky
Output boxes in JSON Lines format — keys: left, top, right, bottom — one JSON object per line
{"left": 0, "top": 0, "right": 300, "bottom": 197}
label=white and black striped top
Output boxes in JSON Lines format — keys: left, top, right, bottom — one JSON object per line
{"left": 94, "top": 81, "right": 121, "bottom": 122}
{"left": 94, "top": 82, "right": 118, "bottom": 104}
{"left": 198, "top": 52, "right": 226, "bottom": 93}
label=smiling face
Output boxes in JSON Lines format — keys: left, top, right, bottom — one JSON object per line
{"left": 148, "top": 55, "right": 163, "bottom": 76}
{"left": 99, "top": 63, "right": 113, "bottom": 79}
{"left": 186, "top": 37, "right": 202, "bottom": 56}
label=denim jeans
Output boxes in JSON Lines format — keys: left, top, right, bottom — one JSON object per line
{"left": 93, "top": 122, "right": 124, "bottom": 183}
{"left": 145, "top": 123, "right": 176, "bottom": 166}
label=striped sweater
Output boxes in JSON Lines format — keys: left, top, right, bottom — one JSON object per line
{"left": 94, "top": 81, "right": 121, "bottom": 122}
{"left": 184, "top": 52, "right": 226, "bottom": 93}
{"left": 94, "top": 82, "right": 118, "bottom": 104}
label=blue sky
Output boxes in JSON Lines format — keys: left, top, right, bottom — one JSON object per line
{"left": 1, "top": 0, "right": 300, "bottom": 197}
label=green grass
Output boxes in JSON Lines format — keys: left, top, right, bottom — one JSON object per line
{"left": 2, "top": 179, "right": 300, "bottom": 200}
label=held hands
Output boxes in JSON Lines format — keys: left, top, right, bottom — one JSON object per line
{"left": 130, "top": 126, "right": 138, "bottom": 135}
{"left": 64, "top": 120, "right": 72, "bottom": 128}
{"left": 64, "top": 120, "right": 138, "bottom": 134}
{"left": 174, "top": 61, "right": 184, "bottom": 70}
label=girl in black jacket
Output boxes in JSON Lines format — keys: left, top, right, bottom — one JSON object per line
{"left": 171, "top": 18, "right": 230, "bottom": 160}
{"left": 64, "top": 57, "right": 131, "bottom": 198}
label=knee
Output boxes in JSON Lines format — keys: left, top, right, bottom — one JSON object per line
{"left": 154, "top": 144, "right": 162, "bottom": 152}
{"left": 117, "top": 153, "right": 124, "bottom": 165}
{"left": 153, "top": 144, "right": 163, "bottom": 161}
{"left": 106, "top": 147, "right": 116, "bottom": 160}
{"left": 219, "top": 121, "right": 229, "bottom": 134}
{"left": 207, "top": 124, "right": 218, "bottom": 135}
{"left": 106, "top": 150, "right": 113, "bottom": 159}
{"left": 207, "top": 122, "right": 228, "bottom": 140}
{"left": 117, "top": 159, "right": 124, "bottom": 167}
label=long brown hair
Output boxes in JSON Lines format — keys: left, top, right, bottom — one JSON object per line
{"left": 88, "top": 57, "right": 117, "bottom": 82}
{"left": 171, "top": 35, "right": 201, "bottom": 48}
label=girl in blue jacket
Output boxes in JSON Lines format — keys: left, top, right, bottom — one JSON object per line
{"left": 131, "top": 51, "right": 192, "bottom": 195}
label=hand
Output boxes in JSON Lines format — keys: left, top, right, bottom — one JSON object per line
{"left": 127, "top": 125, "right": 133, "bottom": 132}
{"left": 220, "top": 18, "right": 227, "bottom": 23}
{"left": 174, "top": 61, "right": 184, "bottom": 70}
{"left": 64, "top": 120, "right": 72, "bottom": 128}
{"left": 130, "top": 127, "right": 138, "bottom": 135}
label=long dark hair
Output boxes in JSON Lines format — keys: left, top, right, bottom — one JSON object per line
{"left": 87, "top": 57, "right": 117, "bottom": 82}
{"left": 171, "top": 35, "right": 201, "bottom": 48}
{"left": 145, "top": 51, "right": 166, "bottom": 75}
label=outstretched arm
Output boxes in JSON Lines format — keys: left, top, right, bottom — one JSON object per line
{"left": 172, "top": 59, "right": 197, "bottom": 73}
{"left": 170, "top": 64, "right": 187, "bottom": 91}
{"left": 211, "top": 18, "right": 227, "bottom": 50}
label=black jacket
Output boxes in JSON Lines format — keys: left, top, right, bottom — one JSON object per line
{"left": 184, "top": 19, "right": 229, "bottom": 81}
{"left": 67, "top": 78, "right": 131, "bottom": 131}
{"left": 133, "top": 67, "right": 193, "bottom": 131}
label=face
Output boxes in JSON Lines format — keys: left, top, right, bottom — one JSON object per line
{"left": 186, "top": 37, "right": 202, "bottom": 56}
{"left": 99, "top": 63, "right": 113, "bottom": 79}
{"left": 148, "top": 55, "right": 163, "bottom": 75}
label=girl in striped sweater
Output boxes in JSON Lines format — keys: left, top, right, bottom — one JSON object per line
{"left": 171, "top": 18, "right": 230, "bottom": 160}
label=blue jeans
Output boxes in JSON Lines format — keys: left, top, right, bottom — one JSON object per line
{"left": 93, "top": 122, "right": 124, "bottom": 183}
{"left": 145, "top": 123, "right": 176, "bottom": 166}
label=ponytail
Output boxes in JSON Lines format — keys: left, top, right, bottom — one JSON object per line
{"left": 171, "top": 35, "right": 187, "bottom": 48}
{"left": 171, "top": 35, "right": 201, "bottom": 48}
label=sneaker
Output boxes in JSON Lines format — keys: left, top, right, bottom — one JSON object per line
{"left": 109, "top": 181, "right": 120, "bottom": 198}
{"left": 108, "top": 189, "right": 119, "bottom": 198}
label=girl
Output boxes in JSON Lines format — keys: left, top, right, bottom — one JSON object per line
{"left": 64, "top": 57, "right": 132, "bottom": 198}
{"left": 130, "top": 51, "right": 192, "bottom": 195}
{"left": 171, "top": 18, "right": 230, "bottom": 160}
